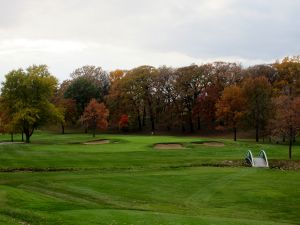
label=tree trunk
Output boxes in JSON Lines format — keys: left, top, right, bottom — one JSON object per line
{"left": 25, "top": 134, "right": 30, "bottom": 143}
{"left": 289, "top": 139, "right": 292, "bottom": 160}
{"left": 179, "top": 111, "right": 185, "bottom": 133}
{"left": 181, "top": 118, "right": 185, "bottom": 133}
{"left": 188, "top": 111, "right": 194, "bottom": 133}
{"left": 92, "top": 120, "right": 96, "bottom": 137}
{"left": 137, "top": 113, "right": 142, "bottom": 131}
{"left": 61, "top": 124, "right": 65, "bottom": 134}
{"left": 289, "top": 126, "right": 293, "bottom": 159}
{"left": 142, "top": 106, "right": 146, "bottom": 127}
{"left": 11, "top": 133, "right": 13, "bottom": 142}
{"left": 181, "top": 122, "right": 185, "bottom": 133}
{"left": 255, "top": 126, "right": 259, "bottom": 142}
{"left": 84, "top": 128, "right": 88, "bottom": 134}
{"left": 197, "top": 113, "right": 201, "bottom": 130}
{"left": 22, "top": 132, "right": 24, "bottom": 142}
{"left": 147, "top": 97, "right": 155, "bottom": 132}
{"left": 23, "top": 127, "right": 33, "bottom": 143}
{"left": 150, "top": 116, "right": 155, "bottom": 132}
{"left": 24, "top": 130, "right": 30, "bottom": 143}
{"left": 233, "top": 127, "right": 237, "bottom": 142}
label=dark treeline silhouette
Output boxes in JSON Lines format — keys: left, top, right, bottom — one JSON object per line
{"left": 1, "top": 57, "right": 300, "bottom": 158}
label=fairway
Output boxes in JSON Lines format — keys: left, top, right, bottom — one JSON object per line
{"left": 0, "top": 133, "right": 300, "bottom": 225}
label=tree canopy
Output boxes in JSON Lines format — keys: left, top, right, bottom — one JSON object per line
{"left": 1, "top": 57, "right": 300, "bottom": 158}
{"left": 1, "top": 65, "right": 60, "bottom": 142}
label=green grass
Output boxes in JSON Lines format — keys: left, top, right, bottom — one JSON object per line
{"left": 0, "top": 132, "right": 299, "bottom": 224}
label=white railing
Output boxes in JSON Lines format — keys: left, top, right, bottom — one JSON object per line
{"left": 245, "top": 150, "right": 254, "bottom": 167}
{"left": 259, "top": 150, "right": 269, "bottom": 167}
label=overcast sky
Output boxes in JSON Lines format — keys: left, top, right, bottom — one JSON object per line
{"left": 0, "top": 0, "right": 299, "bottom": 83}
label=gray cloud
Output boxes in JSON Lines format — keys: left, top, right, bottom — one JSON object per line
{"left": 0, "top": 0, "right": 299, "bottom": 82}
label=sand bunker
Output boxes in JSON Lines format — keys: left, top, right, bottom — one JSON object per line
{"left": 154, "top": 143, "right": 185, "bottom": 149}
{"left": 193, "top": 141, "right": 225, "bottom": 147}
{"left": 84, "top": 140, "right": 110, "bottom": 145}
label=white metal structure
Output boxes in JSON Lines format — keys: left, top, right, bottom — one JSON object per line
{"left": 245, "top": 150, "right": 269, "bottom": 168}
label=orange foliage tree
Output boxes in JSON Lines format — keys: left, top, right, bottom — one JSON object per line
{"left": 80, "top": 99, "right": 109, "bottom": 137}
{"left": 216, "top": 85, "right": 246, "bottom": 141}
{"left": 110, "top": 69, "right": 126, "bottom": 83}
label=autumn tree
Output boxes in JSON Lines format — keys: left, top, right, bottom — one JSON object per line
{"left": 80, "top": 99, "right": 109, "bottom": 137}
{"left": 1, "top": 65, "right": 60, "bottom": 143}
{"left": 119, "top": 114, "right": 129, "bottom": 131}
{"left": 242, "top": 76, "right": 273, "bottom": 142}
{"left": 273, "top": 56, "right": 300, "bottom": 96}
{"left": 126, "top": 66, "right": 158, "bottom": 132}
{"left": 209, "top": 62, "right": 243, "bottom": 89}
{"left": 270, "top": 56, "right": 300, "bottom": 144}
{"left": 110, "top": 69, "right": 126, "bottom": 83}
{"left": 244, "top": 64, "right": 278, "bottom": 84}
{"left": 216, "top": 85, "right": 246, "bottom": 141}
{"left": 269, "top": 96, "right": 300, "bottom": 159}
{"left": 191, "top": 62, "right": 242, "bottom": 131}
{"left": 107, "top": 66, "right": 158, "bottom": 132}
{"left": 174, "top": 65, "right": 208, "bottom": 132}
{"left": 194, "top": 84, "right": 220, "bottom": 130}
{"left": 110, "top": 71, "right": 144, "bottom": 131}
{"left": 155, "top": 66, "right": 177, "bottom": 131}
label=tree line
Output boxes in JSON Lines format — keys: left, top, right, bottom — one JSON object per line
{"left": 1, "top": 56, "right": 300, "bottom": 158}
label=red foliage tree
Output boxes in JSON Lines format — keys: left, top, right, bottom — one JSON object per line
{"left": 80, "top": 99, "right": 109, "bottom": 137}
{"left": 119, "top": 114, "right": 129, "bottom": 131}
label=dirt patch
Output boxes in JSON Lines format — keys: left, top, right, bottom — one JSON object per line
{"left": 84, "top": 140, "right": 110, "bottom": 145}
{"left": 154, "top": 143, "right": 185, "bottom": 149}
{"left": 193, "top": 141, "right": 225, "bottom": 147}
{"left": 202, "top": 160, "right": 247, "bottom": 168}
{"left": 269, "top": 160, "right": 300, "bottom": 170}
